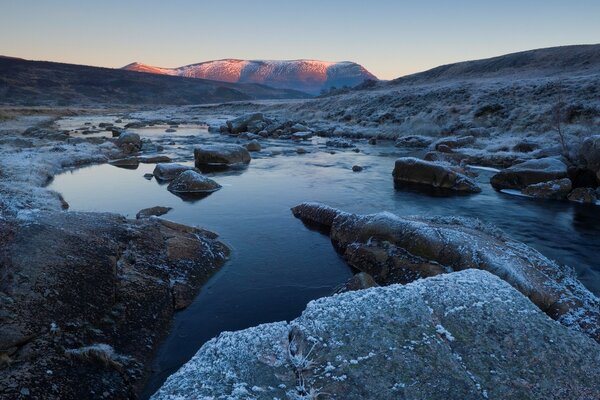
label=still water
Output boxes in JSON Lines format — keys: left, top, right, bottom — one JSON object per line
{"left": 48, "top": 128, "right": 600, "bottom": 397}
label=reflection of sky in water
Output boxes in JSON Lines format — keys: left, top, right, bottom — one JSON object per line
{"left": 49, "top": 137, "right": 600, "bottom": 397}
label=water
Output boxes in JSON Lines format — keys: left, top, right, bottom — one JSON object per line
{"left": 48, "top": 128, "right": 600, "bottom": 397}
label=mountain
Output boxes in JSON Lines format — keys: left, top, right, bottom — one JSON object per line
{"left": 390, "top": 44, "right": 600, "bottom": 84}
{"left": 123, "top": 59, "right": 378, "bottom": 94}
{"left": 0, "top": 56, "right": 310, "bottom": 106}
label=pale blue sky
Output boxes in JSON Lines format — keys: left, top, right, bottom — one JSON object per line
{"left": 0, "top": 0, "right": 598, "bottom": 79}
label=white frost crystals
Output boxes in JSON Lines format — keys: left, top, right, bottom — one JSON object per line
{"left": 151, "top": 270, "right": 600, "bottom": 400}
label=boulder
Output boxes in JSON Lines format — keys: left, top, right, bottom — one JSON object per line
{"left": 167, "top": 170, "right": 222, "bottom": 194}
{"left": 194, "top": 144, "right": 251, "bottom": 167}
{"left": 335, "top": 272, "right": 378, "bottom": 293}
{"left": 226, "top": 113, "right": 265, "bottom": 135}
{"left": 115, "top": 132, "right": 141, "bottom": 154}
{"left": 291, "top": 202, "right": 600, "bottom": 344}
{"left": 139, "top": 155, "right": 172, "bottom": 164}
{"left": 153, "top": 163, "right": 197, "bottom": 181}
{"left": 291, "top": 131, "right": 314, "bottom": 140}
{"left": 392, "top": 157, "right": 481, "bottom": 193}
{"left": 136, "top": 206, "right": 172, "bottom": 219}
{"left": 109, "top": 157, "right": 139, "bottom": 169}
{"left": 394, "top": 135, "right": 433, "bottom": 148}
{"left": 433, "top": 135, "right": 475, "bottom": 150}
{"left": 352, "top": 165, "right": 363, "bottom": 172}
{"left": 522, "top": 178, "right": 572, "bottom": 200}
{"left": 490, "top": 157, "right": 568, "bottom": 190}
{"left": 152, "top": 270, "right": 600, "bottom": 400}
{"left": 245, "top": 140, "right": 261, "bottom": 152}
{"left": 568, "top": 187, "right": 598, "bottom": 204}
{"left": 581, "top": 135, "right": 600, "bottom": 179}
{"left": 326, "top": 138, "right": 354, "bottom": 148}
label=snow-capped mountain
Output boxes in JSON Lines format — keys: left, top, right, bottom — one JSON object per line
{"left": 122, "top": 59, "right": 378, "bottom": 94}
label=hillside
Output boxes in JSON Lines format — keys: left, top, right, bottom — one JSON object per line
{"left": 123, "top": 59, "right": 377, "bottom": 94}
{"left": 391, "top": 44, "right": 600, "bottom": 84}
{"left": 0, "top": 57, "right": 310, "bottom": 106}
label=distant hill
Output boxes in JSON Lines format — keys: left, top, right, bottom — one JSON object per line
{"left": 0, "top": 57, "right": 310, "bottom": 106}
{"left": 390, "top": 44, "right": 600, "bottom": 85}
{"left": 123, "top": 59, "right": 378, "bottom": 94}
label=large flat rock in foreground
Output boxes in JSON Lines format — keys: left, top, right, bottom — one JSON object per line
{"left": 152, "top": 270, "right": 600, "bottom": 400}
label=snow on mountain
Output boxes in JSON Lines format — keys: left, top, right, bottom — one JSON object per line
{"left": 122, "top": 59, "right": 378, "bottom": 94}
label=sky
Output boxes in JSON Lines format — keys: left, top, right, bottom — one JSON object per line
{"left": 0, "top": 0, "right": 599, "bottom": 80}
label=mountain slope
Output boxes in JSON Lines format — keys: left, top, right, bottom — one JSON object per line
{"left": 0, "top": 57, "right": 310, "bottom": 106}
{"left": 123, "top": 59, "right": 377, "bottom": 94}
{"left": 391, "top": 44, "right": 600, "bottom": 84}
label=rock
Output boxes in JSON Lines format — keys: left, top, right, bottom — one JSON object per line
{"left": 289, "top": 123, "right": 310, "bottom": 133}
{"left": 568, "top": 167, "right": 599, "bottom": 189}
{"left": 98, "top": 122, "right": 113, "bottom": 128}
{"left": 326, "top": 138, "right": 354, "bottom": 148}
{"left": 392, "top": 157, "right": 481, "bottom": 193}
{"left": 335, "top": 272, "right": 378, "bottom": 293}
{"left": 352, "top": 165, "right": 363, "bottom": 172}
{"left": 490, "top": 157, "right": 569, "bottom": 190}
{"left": 108, "top": 157, "right": 139, "bottom": 169}
{"left": 115, "top": 132, "right": 141, "bottom": 154}
{"left": 291, "top": 131, "right": 314, "bottom": 140}
{"left": 368, "top": 137, "right": 377, "bottom": 145}
{"left": 522, "top": 178, "right": 572, "bottom": 200}
{"left": 139, "top": 155, "right": 172, "bottom": 164}
{"left": 153, "top": 163, "right": 197, "bottom": 181}
{"left": 581, "top": 135, "right": 600, "bottom": 179}
{"left": 136, "top": 206, "right": 172, "bottom": 219}
{"left": 245, "top": 140, "right": 261, "bottom": 152}
{"left": 143, "top": 173, "right": 154, "bottom": 180}
{"left": 436, "top": 144, "right": 453, "bottom": 153}
{"left": 0, "top": 211, "right": 229, "bottom": 399}
{"left": 513, "top": 140, "right": 538, "bottom": 153}
{"left": 226, "top": 113, "right": 265, "bottom": 134}
{"left": 567, "top": 187, "right": 598, "bottom": 204}
{"left": 290, "top": 202, "right": 600, "bottom": 343}
{"left": 152, "top": 270, "right": 600, "bottom": 400}
{"left": 167, "top": 170, "right": 222, "bottom": 194}
{"left": 107, "top": 127, "right": 123, "bottom": 137}
{"left": 296, "top": 147, "right": 307, "bottom": 154}
{"left": 165, "top": 128, "right": 177, "bottom": 133}
{"left": 433, "top": 135, "right": 475, "bottom": 150}
{"left": 395, "top": 135, "right": 433, "bottom": 148}
{"left": 194, "top": 144, "right": 251, "bottom": 167}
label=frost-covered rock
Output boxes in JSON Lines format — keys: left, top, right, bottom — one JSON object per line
{"left": 153, "top": 163, "right": 198, "bottom": 181}
{"left": 291, "top": 131, "right": 314, "bottom": 140}
{"left": 581, "top": 135, "right": 600, "bottom": 180}
{"left": 433, "top": 135, "right": 475, "bottom": 150}
{"left": 392, "top": 157, "right": 481, "bottom": 193}
{"left": 245, "top": 139, "right": 261, "bottom": 152}
{"left": 522, "top": 178, "right": 572, "bottom": 200}
{"left": 115, "top": 132, "right": 141, "bottom": 154}
{"left": 152, "top": 270, "right": 600, "bottom": 400}
{"left": 291, "top": 202, "right": 600, "bottom": 343}
{"left": 490, "top": 157, "right": 568, "bottom": 190}
{"left": 326, "top": 138, "right": 355, "bottom": 148}
{"left": 226, "top": 113, "right": 266, "bottom": 134}
{"left": 194, "top": 144, "right": 251, "bottom": 167}
{"left": 167, "top": 170, "right": 222, "bottom": 194}
{"left": 394, "top": 135, "right": 433, "bottom": 148}
{"left": 567, "top": 187, "right": 598, "bottom": 204}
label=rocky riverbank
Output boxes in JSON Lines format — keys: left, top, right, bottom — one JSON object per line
{"left": 0, "top": 111, "right": 229, "bottom": 399}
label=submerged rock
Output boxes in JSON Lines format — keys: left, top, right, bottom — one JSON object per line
{"left": 568, "top": 187, "right": 598, "bottom": 204}
{"left": 392, "top": 157, "right": 481, "bottom": 193}
{"left": 136, "top": 206, "right": 172, "bottom": 219}
{"left": 490, "top": 157, "right": 568, "bottom": 190}
{"left": 152, "top": 270, "right": 600, "bottom": 400}
{"left": 291, "top": 202, "right": 600, "bottom": 344}
{"left": 194, "top": 144, "right": 251, "bottom": 167}
{"left": 153, "top": 163, "right": 197, "bottom": 181}
{"left": 522, "top": 178, "right": 572, "bottom": 200}
{"left": 167, "top": 170, "right": 222, "bottom": 194}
